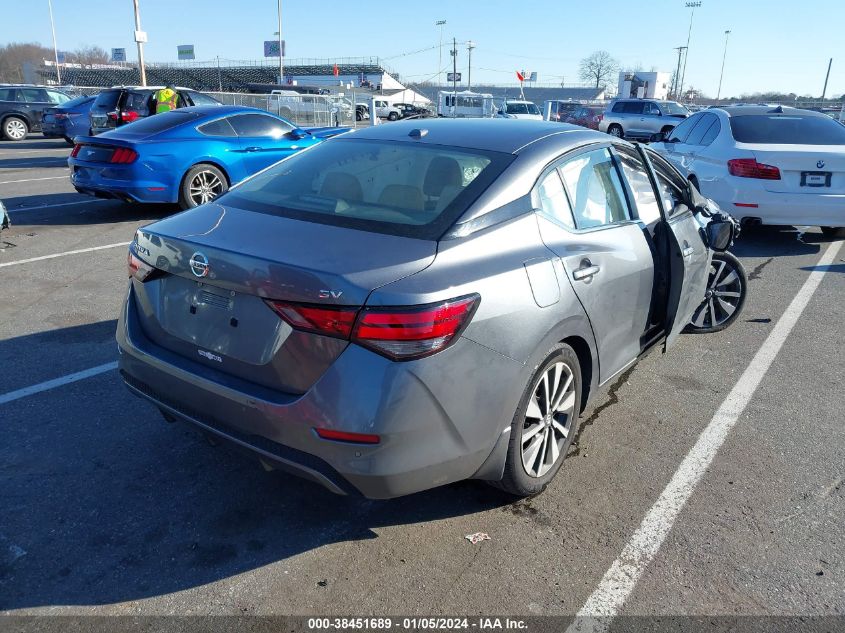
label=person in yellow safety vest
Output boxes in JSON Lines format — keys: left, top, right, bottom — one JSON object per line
{"left": 155, "top": 85, "right": 178, "bottom": 114}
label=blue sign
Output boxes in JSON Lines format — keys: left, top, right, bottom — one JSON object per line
{"left": 111, "top": 48, "right": 126, "bottom": 62}
{"left": 264, "top": 40, "right": 285, "bottom": 58}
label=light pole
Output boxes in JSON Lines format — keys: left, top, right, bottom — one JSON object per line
{"left": 436, "top": 20, "right": 446, "bottom": 86}
{"left": 678, "top": 1, "right": 701, "bottom": 102}
{"left": 47, "top": 0, "right": 61, "bottom": 85}
{"left": 277, "top": 0, "right": 284, "bottom": 85}
{"left": 716, "top": 29, "right": 731, "bottom": 100}
{"left": 132, "top": 0, "right": 147, "bottom": 87}
{"left": 466, "top": 40, "right": 475, "bottom": 91}
{"left": 672, "top": 46, "right": 687, "bottom": 100}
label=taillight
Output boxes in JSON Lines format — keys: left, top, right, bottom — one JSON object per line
{"left": 120, "top": 110, "right": 139, "bottom": 123}
{"left": 110, "top": 147, "right": 138, "bottom": 164}
{"left": 107, "top": 111, "right": 118, "bottom": 121}
{"left": 265, "top": 294, "right": 480, "bottom": 360}
{"left": 70, "top": 143, "right": 82, "bottom": 158}
{"left": 594, "top": 114, "right": 603, "bottom": 123}
{"left": 54, "top": 112, "right": 68, "bottom": 121}
{"left": 727, "top": 158, "right": 781, "bottom": 180}
{"left": 266, "top": 301, "right": 358, "bottom": 339}
{"left": 353, "top": 294, "right": 479, "bottom": 360}
{"left": 127, "top": 250, "right": 162, "bottom": 282}
{"left": 314, "top": 428, "right": 380, "bottom": 444}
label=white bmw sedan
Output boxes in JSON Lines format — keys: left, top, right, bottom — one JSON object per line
{"left": 651, "top": 105, "right": 845, "bottom": 237}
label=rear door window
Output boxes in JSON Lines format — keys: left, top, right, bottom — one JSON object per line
{"left": 21, "top": 89, "right": 48, "bottom": 103}
{"left": 623, "top": 102, "right": 645, "bottom": 114}
{"left": 535, "top": 169, "right": 575, "bottom": 229}
{"left": 699, "top": 117, "right": 721, "bottom": 145}
{"left": 683, "top": 113, "right": 718, "bottom": 145}
{"left": 666, "top": 113, "right": 701, "bottom": 143}
{"left": 92, "top": 90, "right": 121, "bottom": 110}
{"left": 46, "top": 90, "right": 70, "bottom": 104}
{"left": 229, "top": 113, "right": 292, "bottom": 137}
{"left": 729, "top": 114, "right": 845, "bottom": 144}
{"left": 0, "top": 88, "right": 18, "bottom": 101}
{"left": 124, "top": 91, "right": 152, "bottom": 114}
{"left": 198, "top": 117, "right": 237, "bottom": 137}
{"left": 558, "top": 148, "right": 631, "bottom": 229}
{"left": 614, "top": 148, "right": 661, "bottom": 227}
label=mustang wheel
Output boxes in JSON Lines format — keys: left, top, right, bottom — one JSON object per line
{"left": 2, "top": 117, "right": 28, "bottom": 141}
{"left": 685, "top": 251, "right": 747, "bottom": 334}
{"left": 493, "top": 343, "right": 582, "bottom": 496}
{"left": 180, "top": 164, "right": 228, "bottom": 209}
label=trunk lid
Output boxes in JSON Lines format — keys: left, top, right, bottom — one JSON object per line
{"left": 743, "top": 144, "right": 845, "bottom": 194}
{"left": 131, "top": 202, "right": 437, "bottom": 393}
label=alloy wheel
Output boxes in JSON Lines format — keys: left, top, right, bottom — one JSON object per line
{"left": 521, "top": 361, "right": 576, "bottom": 478}
{"left": 690, "top": 256, "right": 743, "bottom": 329}
{"left": 5, "top": 119, "right": 26, "bottom": 140}
{"left": 188, "top": 170, "right": 225, "bottom": 206}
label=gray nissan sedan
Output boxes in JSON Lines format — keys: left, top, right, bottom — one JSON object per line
{"left": 117, "top": 118, "right": 735, "bottom": 498}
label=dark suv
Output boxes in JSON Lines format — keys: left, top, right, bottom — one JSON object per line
{"left": 89, "top": 86, "right": 220, "bottom": 135}
{"left": 0, "top": 85, "right": 72, "bottom": 141}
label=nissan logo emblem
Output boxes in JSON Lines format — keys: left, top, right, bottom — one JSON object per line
{"left": 189, "top": 252, "right": 209, "bottom": 278}
{"left": 817, "top": 160, "right": 825, "bottom": 169}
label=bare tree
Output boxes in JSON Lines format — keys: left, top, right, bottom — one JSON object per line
{"left": 579, "top": 50, "right": 619, "bottom": 89}
{"left": 0, "top": 42, "right": 54, "bottom": 83}
{"left": 67, "top": 45, "right": 110, "bottom": 65}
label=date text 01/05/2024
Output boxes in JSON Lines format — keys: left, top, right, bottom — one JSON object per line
{"left": 306, "top": 618, "right": 528, "bottom": 630}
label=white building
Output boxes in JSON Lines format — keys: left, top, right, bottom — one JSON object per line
{"left": 617, "top": 72, "right": 672, "bottom": 100}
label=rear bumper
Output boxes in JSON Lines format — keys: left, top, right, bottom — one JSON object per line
{"left": 115, "top": 284, "right": 523, "bottom": 499}
{"left": 69, "top": 159, "right": 177, "bottom": 203}
{"left": 709, "top": 184, "right": 845, "bottom": 227}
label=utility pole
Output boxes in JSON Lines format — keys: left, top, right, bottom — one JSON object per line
{"left": 217, "top": 56, "right": 222, "bottom": 91}
{"left": 277, "top": 0, "right": 284, "bottom": 84}
{"left": 466, "top": 40, "right": 475, "bottom": 91}
{"left": 673, "top": 46, "right": 686, "bottom": 100}
{"left": 436, "top": 20, "right": 446, "bottom": 86}
{"left": 47, "top": 0, "right": 61, "bottom": 85}
{"left": 132, "top": 0, "right": 147, "bottom": 87}
{"left": 451, "top": 37, "right": 457, "bottom": 117}
{"left": 821, "top": 57, "right": 833, "bottom": 101}
{"left": 679, "top": 1, "right": 701, "bottom": 102}
{"left": 716, "top": 30, "right": 731, "bottom": 100}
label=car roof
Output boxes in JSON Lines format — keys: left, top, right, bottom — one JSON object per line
{"left": 176, "top": 105, "right": 276, "bottom": 117}
{"left": 345, "top": 118, "right": 602, "bottom": 153}
{"left": 106, "top": 85, "right": 194, "bottom": 91}
{"left": 714, "top": 105, "right": 828, "bottom": 118}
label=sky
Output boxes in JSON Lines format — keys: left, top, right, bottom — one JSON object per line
{"left": 1, "top": 0, "right": 843, "bottom": 99}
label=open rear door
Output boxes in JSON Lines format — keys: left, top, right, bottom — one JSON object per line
{"left": 636, "top": 144, "right": 710, "bottom": 349}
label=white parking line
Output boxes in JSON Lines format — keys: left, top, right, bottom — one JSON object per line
{"left": 0, "top": 242, "right": 131, "bottom": 268}
{"left": 567, "top": 239, "right": 844, "bottom": 633}
{"left": 7, "top": 199, "right": 107, "bottom": 213}
{"left": 0, "top": 362, "right": 118, "bottom": 406}
{"left": 0, "top": 148, "right": 71, "bottom": 156}
{"left": 0, "top": 175, "right": 68, "bottom": 185}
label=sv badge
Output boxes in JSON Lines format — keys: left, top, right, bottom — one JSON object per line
{"left": 318, "top": 290, "right": 343, "bottom": 299}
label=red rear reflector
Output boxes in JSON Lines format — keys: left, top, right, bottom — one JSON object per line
{"left": 314, "top": 428, "right": 380, "bottom": 444}
{"left": 733, "top": 203, "right": 759, "bottom": 208}
{"left": 352, "top": 294, "right": 479, "bottom": 360}
{"left": 727, "top": 158, "right": 781, "bottom": 180}
{"left": 70, "top": 143, "right": 82, "bottom": 158}
{"left": 54, "top": 113, "right": 68, "bottom": 121}
{"left": 265, "top": 301, "right": 358, "bottom": 339}
{"left": 110, "top": 147, "right": 138, "bottom": 164}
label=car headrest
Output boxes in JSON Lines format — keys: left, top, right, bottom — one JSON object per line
{"left": 378, "top": 184, "right": 424, "bottom": 211}
{"left": 423, "top": 156, "right": 462, "bottom": 197}
{"left": 320, "top": 172, "right": 363, "bottom": 202}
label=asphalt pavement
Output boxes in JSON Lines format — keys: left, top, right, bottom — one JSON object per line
{"left": 0, "top": 137, "right": 842, "bottom": 623}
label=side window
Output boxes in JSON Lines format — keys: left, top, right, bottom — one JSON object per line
{"left": 611, "top": 102, "right": 626, "bottom": 113}
{"left": 644, "top": 102, "right": 660, "bottom": 116}
{"left": 666, "top": 113, "right": 701, "bottom": 143}
{"left": 198, "top": 117, "right": 237, "bottom": 137}
{"left": 46, "top": 90, "right": 69, "bottom": 104}
{"left": 614, "top": 149, "right": 662, "bottom": 227}
{"left": 648, "top": 151, "right": 689, "bottom": 217}
{"left": 623, "top": 101, "right": 645, "bottom": 114}
{"left": 229, "top": 113, "right": 292, "bottom": 137}
{"left": 0, "top": 88, "right": 15, "bottom": 101}
{"left": 21, "top": 89, "right": 47, "bottom": 103}
{"left": 535, "top": 169, "right": 575, "bottom": 229}
{"left": 559, "top": 148, "right": 631, "bottom": 229}
{"left": 699, "top": 117, "right": 721, "bottom": 146}
{"left": 683, "top": 114, "right": 717, "bottom": 146}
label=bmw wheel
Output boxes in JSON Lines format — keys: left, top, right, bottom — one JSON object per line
{"left": 2, "top": 117, "right": 28, "bottom": 141}
{"left": 493, "top": 343, "right": 582, "bottom": 496}
{"left": 607, "top": 124, "right": 623, "bottom": 138}
{"left": 685, "top": 251, "right": 747, "bottom": 334}
{"left": 179, "top": 164, "right": 228, "bottom": 209}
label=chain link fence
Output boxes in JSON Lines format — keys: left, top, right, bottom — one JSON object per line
{"left": 204, "top": 91, "right": 360, "bottom": 128}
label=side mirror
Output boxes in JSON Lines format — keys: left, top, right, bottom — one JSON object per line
{"left": 649, "top": 131, "right": 666, "bottom": 143}
{"left": 706, "top": 219, "right": 734, "bottom": 252}
{"left": 287, "top": 128, "right": 308, "bottom": 140}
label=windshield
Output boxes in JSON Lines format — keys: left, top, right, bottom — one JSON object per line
{"left": 223, "top": 139, "right": 514, "bottom": 239}
{"left": 661, "top": 102, "right": 690, "bottom": 116}
{"left": 59, "top": 95, "right": 93, "bottom": 109}
{"left": 729, "top": 114, "right": 845, "bottom": 144}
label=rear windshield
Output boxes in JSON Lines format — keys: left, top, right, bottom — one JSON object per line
{"left": 506, "top": 103, "right": 540, "bottom": 115}
{"left": 222, "top": 138, "right": 514, "bottom": 239}
{"left": 729, "top": 114, "right": 845, "bottom": 145}
{"left": 60, "top": 95, "right": 93, "bottom": 109}
{"left": 114, "top": 110, "right": 204, "bottom": 135}
{"left": 92, "top": 90, "right": 121, "bottom": 110}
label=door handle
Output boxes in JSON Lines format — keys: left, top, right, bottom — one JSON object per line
{"left": 244, "top": 146, "right": 261, "bottom": 152}
{"left": 573, "top": 264, "right": 601, "bottom": 281}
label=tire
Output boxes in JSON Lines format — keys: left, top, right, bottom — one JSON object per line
{"left": 179, "top": 164, "right": 228, "bottom": 210}
{"left": 492, "top": 343, "right": 582, "bottom": 497}
{"left": 607, "top": 124, "right": 623, "bottom": 138}
{"left": 820, "top": 226, "right": 845, "bottom": 238}
{"left": 387, "top": 112, "right": 399, "bottom": 121}
{"left": 685, "top": 251, "right": 747, "bottom": 334}
{"left": 2, "top": 116, "right": 28, "bottom": 141}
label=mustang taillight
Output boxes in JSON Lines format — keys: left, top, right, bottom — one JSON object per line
{"left": 54, "top": 112, "right": 68, "bottom": 121}
{"left": 70, "top": 143, "right": 82, "bottom": 158}
{"left": 265, "top": 294, "right": 480, "bottom": 361}
{"left": 127, "top": 250, "right": 162, "bottom": 282}
{"left": 727, "top": 158, "right": 781, "bottom": 180}
{"left": 110, "top": 147, "right": 138, "bottom": 164}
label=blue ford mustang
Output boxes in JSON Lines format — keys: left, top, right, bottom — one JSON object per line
{"left": 68, "top": 105, "right": 350, "bottom": 209}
